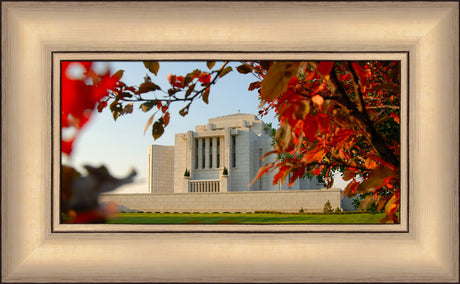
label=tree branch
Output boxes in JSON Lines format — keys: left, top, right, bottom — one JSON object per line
{"left": 329, "top": 63, "right": 399, "bottom": 167}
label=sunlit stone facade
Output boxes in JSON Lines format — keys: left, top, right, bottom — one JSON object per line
{"left": 148, "top": 113, "right": 324, "bottom": 194}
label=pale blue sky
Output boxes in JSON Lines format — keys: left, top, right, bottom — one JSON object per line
{"left": 63, "top": 61, "right": 278, "bottom": 193}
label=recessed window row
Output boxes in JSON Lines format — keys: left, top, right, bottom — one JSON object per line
{"left": 194, "top": 137, "right": 228, "bottom": 169}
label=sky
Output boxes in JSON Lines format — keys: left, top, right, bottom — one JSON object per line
{"left": 62, "top": 61, "right": 279, "bottom": 193}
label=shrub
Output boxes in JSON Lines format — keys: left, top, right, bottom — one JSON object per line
{"left": 184, "top": 169, "right": 190, "bottom": 177}
{"left": 334, "top": 207, "right": 342, "bottom": 213}
{"left": 137, "top": 210, "right": 144, "bottom": 213}
{"left": 299, "top": 207, "right": 304, "bottom": 213}
{"left": 222, "top": 167, "right": 228, "bottom": 176}
{"left": 254, "top": 210, "right": 282, "bottom": 214}
{"left": 323, "top": 201, "right": 333, "bottom": 213}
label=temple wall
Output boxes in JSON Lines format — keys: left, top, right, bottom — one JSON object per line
{"left": 100, "top": 189, "right": 343, "bottom": 213}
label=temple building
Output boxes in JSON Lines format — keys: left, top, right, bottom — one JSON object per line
{"left": 147, "top": 113, "right": 324, "bottom": 194}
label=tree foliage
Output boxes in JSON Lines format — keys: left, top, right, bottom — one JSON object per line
{"left": 61, "top": 60, "right": 401, "bottom": 224}
{"left": 245, "top": 61, "right": 400, "bottom": 223}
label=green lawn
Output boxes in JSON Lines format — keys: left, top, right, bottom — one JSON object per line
{"left": 107, "top": 212, "right": 388, "bottom": 224}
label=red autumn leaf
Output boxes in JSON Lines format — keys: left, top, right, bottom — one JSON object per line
{"left": 61, "top": 61, "right": 119, "bottom": 155}
{"left": 342, "top": 180, "right": 360, "bottom": 198}
{"left": 167, "top": 74, "right": 175, "bottom": 84}
{"left": 315, "top": 113, "right": 330, "bottom": 133}
{"left": 249, "top": 163, "right": 274, "bottom": 187}
{"left": 390, "top": 112, "right": 400, "bottom": 124}
{"left": 61, "top": 137, "right": 75, "bottom": 156}
{"left": 198, "top": 73, "right": 211, "bottom": 85}
{"left": 301, "top": 148, "right": 325, "bottom": 163}
{"left": 316, "top": 61, "right": 334, "bottom": 76}
{"left": 97, "top": 101, "right": 108, "bottom": 112}
{"left": 273, "top": 165, "right": 291, "bottom": 185}
{"left": 367, "top": 154, "right": 396, "bottom": 171}
{"left": 313, "top": 167, "right": 321, "bottom": 176}
{"left": 163, "top": 112, "right": 170, "bottom": 127}
{"left": 351, "top": 62, "right": 368, "bottom": 86}
{"left": 288, "top": 168, "right": 305, "bottom": 187}
{"left": 302, "top": 113, "right": 318, "bottom": 142}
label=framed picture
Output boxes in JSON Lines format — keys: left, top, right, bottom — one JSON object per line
{"left": 2, "top": 2, "right": 458, "bottom": 282}
{"left": 54, "top": 54, "right": 408, "bottom": 232}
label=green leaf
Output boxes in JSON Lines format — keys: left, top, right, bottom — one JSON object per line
{"left": 202, "top": 88, "right": 210, "bottom": 104}
{"left": 137, "top": 82, "right": 161, "bottom": 94}
{"left": 207, "top": 61, "right": 216, "bottom": 69}
{"left": 111, "top": 70, "right": 124, "bottom": 80}
{"left": 152, "top": 120, "right": 164, "bottom": 140}
{"left": 140, "top": 101, "right": 156, "bottom": 112}
{"left": 143, "top": 61, "right": 160, "bottom": 75}
{"left": 219, "top": 66, "right": 233, "bottom": 77}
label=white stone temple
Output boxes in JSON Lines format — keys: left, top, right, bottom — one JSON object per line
{"left": 147, "top": 113, "right": 324, "bottom": 194}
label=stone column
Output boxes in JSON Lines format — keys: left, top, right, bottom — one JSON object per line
{"left": 197, "top": 137, "right": 203, "bottom": 169}
{"left": 205, "top": 138, "right": 210, "bottom": 169}
{"left": 212, "top": 137, "right": 217, "bottom": 169}
{"left": 224, "top": 128, "right": 231, "bottom": 172}
{"left": 186, "top": 131, "right": 193, "bottom": 176}
{"left": 220, "top": 176, "right": 228, "bottom": 192}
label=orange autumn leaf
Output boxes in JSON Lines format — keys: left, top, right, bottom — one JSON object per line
{"left": 357, "top": 166, "right": 393, "bottom": 194}
{"left": 261, "top": 61, "right": 300, "bottom": 101}
{"left": 311, "top": 95, "right": 324, "bottom": 107}
{"left": 249, "top": 163, "right": 275, "bottom": 187}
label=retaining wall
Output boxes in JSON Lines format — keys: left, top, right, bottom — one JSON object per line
{"left": 99, "top": 189, "right": 344, "bottom": 213}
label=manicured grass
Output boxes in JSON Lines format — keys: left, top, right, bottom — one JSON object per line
{"left": 107, "top": 212, "right": 388, "bottom": 224}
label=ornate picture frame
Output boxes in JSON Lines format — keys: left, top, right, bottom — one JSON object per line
{"left": 2, "top": 2, "right": 458, "bottom": 282}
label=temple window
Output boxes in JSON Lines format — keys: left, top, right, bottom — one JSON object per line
{"left": 232, "top": 135, "right": 236, "bottom": 168}
{"left": 217, "top": 138, "right": 220, "bottom": 168}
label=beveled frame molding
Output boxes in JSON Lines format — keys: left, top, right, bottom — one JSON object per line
{"left": 2, "top": 2, "right": 458, "bottom": 282}
{"left": 52, "top": 51, "right": 409, "bottom": 233}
